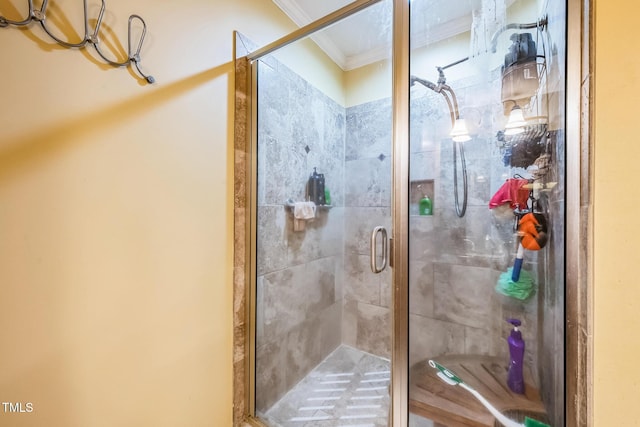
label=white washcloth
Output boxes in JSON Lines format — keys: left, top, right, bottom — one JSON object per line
{"left": 293, "top": 201, "right": 316, "bottom": 220}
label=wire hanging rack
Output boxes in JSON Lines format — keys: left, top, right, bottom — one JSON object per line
{"left": 0, "top": 0, "right": 154, "bottom": 84}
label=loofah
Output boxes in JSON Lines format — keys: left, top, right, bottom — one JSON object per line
{"left": 496, "top": 267, "right": 535, "bottom": 300}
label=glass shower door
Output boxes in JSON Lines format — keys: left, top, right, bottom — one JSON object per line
{"left": 251, "top": 2, "right": 395, "bottom": 425}
{"left": 408, "top": 0, "right": 566, "bottom": 426}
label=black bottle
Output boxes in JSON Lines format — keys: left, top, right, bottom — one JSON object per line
{"left": 307, "top": 167, "right": 326, "bottom": 205}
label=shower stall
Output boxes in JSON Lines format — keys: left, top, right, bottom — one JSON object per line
{"left": 234, "top": 0, "right": 586, "bottom": 425}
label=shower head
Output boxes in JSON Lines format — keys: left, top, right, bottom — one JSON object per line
{"left": 410, "top": 72, "right": 460, "bottom": 124}
{"left": 410, "top": 75, "right": 437, "bottom": 91}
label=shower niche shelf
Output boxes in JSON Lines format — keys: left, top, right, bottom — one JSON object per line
{"left": 284, "top": 201, "right": 333, "bottom": 210}
{"left": 410, "top": 179, "right": 434, "bottom": 216}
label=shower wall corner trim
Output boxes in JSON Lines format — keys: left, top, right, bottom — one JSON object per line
{"left": 565, "top": 0, "right": 594, "bottom": 426}
{"left": 391, "top": 0, "right": 410, "bottom": 426}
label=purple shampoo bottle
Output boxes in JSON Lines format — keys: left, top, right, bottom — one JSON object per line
{"left": 506, "top": 318, "right": 525, "bottom": 394}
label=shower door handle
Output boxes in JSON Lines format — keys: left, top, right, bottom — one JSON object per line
{"left": 370, "top": 226, "right": 388, "bottom": 274}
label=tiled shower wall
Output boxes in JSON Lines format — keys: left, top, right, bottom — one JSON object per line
{"left": 255, "top": 58, "right": 346, "bottom": 411}
{"left": 255, "top": 53, "right": 564, "bottom": 421}
{"left": 407, "top": 75, "right": 541, "bottom": 369}
{"left": 406, "top": 66, "right": 565, "bottom": 425}
{"left": 342, "top": 99, "right": 393, "bottom": 358}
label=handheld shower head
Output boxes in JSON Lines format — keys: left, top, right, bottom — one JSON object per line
{"left": 411, "top": 70, "right": 469, "bottom": 218}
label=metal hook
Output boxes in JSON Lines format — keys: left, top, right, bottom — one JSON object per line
{"left": 93, "top": 7, "right": 156, "bottom": 84}
{"left": 38, "top": 0, "right": 91, "bottom": 48}
{"left": 91, "top": 10, "right": 154, "bottom": 83}
{"left": 0, "top": 0, "right": 34, "bottom": 26}
{"left": 88, "top": 0, "right": 106, "bottom": 45}
{"left": 127, "top": 14, "right": 154, "bottom": 83}
{"left": 91, "top": 0, "right": 129, "bottom": 67}
{"left": 127, "top": 14, "right": 146, "bottom": 61}
{"left": 1, "top": 0, "right": 154, "bottom": 84}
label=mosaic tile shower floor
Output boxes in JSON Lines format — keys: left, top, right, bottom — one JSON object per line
{"left": 260, "top": 345, "right": 391, "bottom": 427}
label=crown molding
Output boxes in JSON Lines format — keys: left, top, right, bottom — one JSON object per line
{"left": 271, "top": 0, "right": 477, "bottom": 71}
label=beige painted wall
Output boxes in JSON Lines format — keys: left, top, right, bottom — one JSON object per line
{"left": 593, "top": 0, "right": 640, "bottom": 424}
{"left": 0, "top": 0, "right": 303, "bottom": 426}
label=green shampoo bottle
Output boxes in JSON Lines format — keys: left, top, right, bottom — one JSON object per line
{"left": 419, "top": 194, "right": 432, "bottom": 216}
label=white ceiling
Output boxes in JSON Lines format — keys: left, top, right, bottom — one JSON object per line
{"left": 271, "top": 0, "right": 483, "bottom": 71}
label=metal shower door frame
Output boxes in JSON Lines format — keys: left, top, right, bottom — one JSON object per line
{"left": 244, "top": 1, "right": 406, "bottom": 425}
{"left": 237, "top": 0, "right": 591, "bottom": 424}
